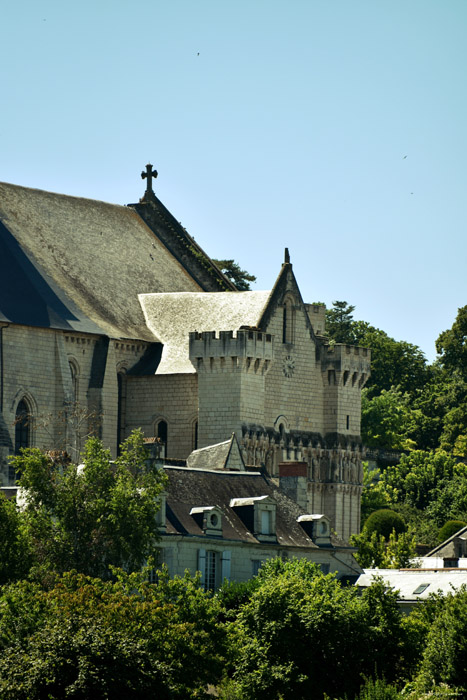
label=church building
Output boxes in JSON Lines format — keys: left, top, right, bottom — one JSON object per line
{"left": 0, "top": 166, "right": 370, "bottom": 542}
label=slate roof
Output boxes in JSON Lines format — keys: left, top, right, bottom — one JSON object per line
{"left": 0, "top": 182, "right": 203, "bottom": 340}
{"left": 163, "top": 467, "right": 350, "bottom": 550}
{"left": 186, "top": 434, "right": 245, "bottom": 471}
{"left": 139, "top": 290, "right": 271, "bottom": 373}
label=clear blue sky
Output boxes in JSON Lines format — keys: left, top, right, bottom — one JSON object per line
{"left": 2, "top": 0, "right": 466, "bottom": 362}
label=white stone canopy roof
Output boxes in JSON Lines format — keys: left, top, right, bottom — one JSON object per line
{"left": 139, "top": 290, "right": 272, "bottom": 373}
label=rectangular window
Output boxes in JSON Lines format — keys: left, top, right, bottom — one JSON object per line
{"left": 261, "top": 510, "right": 271, "bottom": 535}
{"left": 252, "top": 559, "right": 263, "bottom": 576}
{"left": 205, "top": 550, "right": 217, "bottom": 592}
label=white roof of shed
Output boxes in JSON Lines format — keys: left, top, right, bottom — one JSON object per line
{"left": 356, "top": 568, "right": 467, "bottom": 601}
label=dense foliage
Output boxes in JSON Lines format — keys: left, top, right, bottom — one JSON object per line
{"left": 7, "top": 430, "right": 166, "bottom": 581}
{"left": 326, "top": 302, "right": 467, "bottom": 547}
{"left": 0, "top": 532, "right": 464, "bottom": 699}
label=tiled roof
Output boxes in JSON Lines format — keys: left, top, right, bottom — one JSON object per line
{"left": 139, "top": 290, "right": 271, "bottom": 373}
{"left": 0, "top": 182, "right": 202, "bottom": 340}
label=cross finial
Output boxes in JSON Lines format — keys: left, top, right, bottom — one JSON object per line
{"left": 141, "top": 163, "right": 158, "bottom": 198}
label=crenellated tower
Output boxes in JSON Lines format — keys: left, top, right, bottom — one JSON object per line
{"left": 189, "top": 329, "right": 273, "bottom": 447}
{"left": 321, "top": 343, "right": 370, "bottom": 440}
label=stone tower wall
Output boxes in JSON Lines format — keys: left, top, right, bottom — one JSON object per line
{"left": 189, "top": 330, "right": 273, "bottom": 448}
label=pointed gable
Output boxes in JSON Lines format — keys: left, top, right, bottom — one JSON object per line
{"left": 186, "top": 433, "right": 246, "bottom": 471}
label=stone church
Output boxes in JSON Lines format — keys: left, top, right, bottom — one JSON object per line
{"left": 0, "top": 166, "right": 370, "bottom": 541}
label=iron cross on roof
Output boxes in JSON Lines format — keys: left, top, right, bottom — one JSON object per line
{"left": 141, "top": 163, "right": 158, "bottom": 194}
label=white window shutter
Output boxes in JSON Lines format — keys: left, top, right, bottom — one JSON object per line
{"left": 221, "top": 550, "right": 231, "bottom": 582}
{"left": 198, "top": 548, "right": 206, "bottom": 588}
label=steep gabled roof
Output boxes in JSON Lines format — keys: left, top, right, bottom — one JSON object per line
{"left": 186, "top": 434, "right": 246, "bottom": 471}
{"left": 139, "top": 289, "right": 271, "bottom": 373}
{"left": 0, "top": 182, "right": 207, "bottom": 340}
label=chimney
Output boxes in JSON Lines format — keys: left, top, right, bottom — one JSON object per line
{"left": 279, "top": 462, "right": 308, "bottom": 510}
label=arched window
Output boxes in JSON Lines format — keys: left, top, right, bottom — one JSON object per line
{"left": 68, "top": 360, "right": 79, "bottom": 403}
{"left": 15, "top": 399, "right": 30, "bottom": 454}
{"left": 117, "top": 371, "right": 127, "bottom": 453}
{"left": 156, "top": 419, "right": 168, "bottom": 457}
{"left": 282, "top": 295, "right": 295, "bottom": 344}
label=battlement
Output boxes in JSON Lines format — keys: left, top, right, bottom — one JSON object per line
{"left": 189, "top": 329, "right": 274, "bottom": 373}
{"left": 321, "top": 343, "right": 371, "bottom": 389}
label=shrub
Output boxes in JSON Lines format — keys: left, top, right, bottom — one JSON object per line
{"left": 438, "top": 520, "right": 467, "bottom": 543}
{"left": 364, "top": 509, "right": 406, "bottom": 540}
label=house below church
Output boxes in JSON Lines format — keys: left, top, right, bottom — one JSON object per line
{"left": 150, "top": 434, "right": 361, "bottom": 584}
{"left": 0, "top": 167, "right": 370, "bottom": 541}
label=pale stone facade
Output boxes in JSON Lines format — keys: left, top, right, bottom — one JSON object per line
{"left": 0, "top": 175, "right": 369, "bottom": 542}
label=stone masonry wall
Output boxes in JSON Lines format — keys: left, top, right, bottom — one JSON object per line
{"left": 125, "top": 373, "right": 198, "bottom": 459}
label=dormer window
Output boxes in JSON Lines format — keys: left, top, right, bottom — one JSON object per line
{"left": 190, "top": 506, "right": 223, "bottom": 537}
{"left": 297, "top": 514, "right": 332, "bottom": 546}
{"left": 230, "top": 495, "right": 277, "bottom": 542}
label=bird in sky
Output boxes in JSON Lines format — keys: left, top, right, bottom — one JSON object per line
{"left": 403, "top": 155, "right": 407, "bottom": 159}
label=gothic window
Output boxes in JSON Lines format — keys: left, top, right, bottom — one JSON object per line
{"left": 282, "top": 296, "right": 295, "bottom": 344}
{"left": 156, "top": 419, "right": 168, "bottom": 457}
{"left": 117, "top": 371, "right": 127, "bottom": 453}
{"left": 68, "top": 360, "right": 79, "bottom": 403}
{"left": 14, "top": 399, "right": 30, "bottom": 454}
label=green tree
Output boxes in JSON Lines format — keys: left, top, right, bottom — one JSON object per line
{"left": 350, "top": 529, "right": 416, "bottom": 569}
{"left": 361, "top": 388, "right": 413, "bottom": 450}
{"left": 0, "top": 568, "right": 228, "bottom": 700}
{"left": 230, "top": 558, "right": 412, "bottom": 700}
{"left": 212, "top": 259, "right": 257, "bottom": 291}
{"left": 361, "top": 462, "right": 392, "bottom": 522}
{"left": 436, "top": 305, "right": 467, "bottom": 381}
{"left": 438, "top": 520, "right": 467, "bottom": 543}
{"left": 325, "top": 300, "right": 357, "bottom": 343}
{"left": 9, "top": 430, "right": 167, "bottom": 579}
{"left": 417, "top": 588, "right": 467, "bottom": 692}
{"left": 0, "top": 493, "right": 32, "bottom": 584}
{"left": 379, "top": 450, "right": 461, "bottom": 512}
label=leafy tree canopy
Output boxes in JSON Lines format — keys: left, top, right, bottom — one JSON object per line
{"left": 0, "top": 494, "right": 32, "bottom": 585}
{"left": 212, "top": 259, "right": 257, "bottom": 291}
{"left": 9, "top": 430, "right": 167, "bottom": 580}
{"left": 436, "top": 305, "right": 467, "bottom": 380}
{"left": 0, "top": 568, "right": 228, "bottom": 700}
{"left": 230, "top": 558, "right": 412, "bottom": 700}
